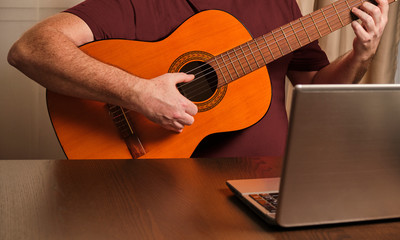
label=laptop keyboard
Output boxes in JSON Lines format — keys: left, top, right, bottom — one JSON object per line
{"left": 249, "top": 193, "right": 279, "bottom": 213}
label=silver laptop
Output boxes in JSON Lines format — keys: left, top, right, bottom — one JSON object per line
{"left": 227, "top": 84, "right": 400, "bottom": 227}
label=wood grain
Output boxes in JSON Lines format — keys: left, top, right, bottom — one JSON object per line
{"left": 1, "top": 158, "right": 399, "bottom": 240}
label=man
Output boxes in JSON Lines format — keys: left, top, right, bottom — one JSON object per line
{"left": 8, "top": 0, "right": 389, "bottom": 158}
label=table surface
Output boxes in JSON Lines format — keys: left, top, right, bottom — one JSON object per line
{"left": 1, "top": 157, "right": 399, "bottom": 240}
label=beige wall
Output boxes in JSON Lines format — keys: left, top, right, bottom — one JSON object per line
{"left": 1, "top": 0, "right": 81, "bottom": 159}
{"left": 1, "top": 0, "right": 399, "bottom": 159}
{"left": 397, "top": 46, "right": 400, "bottom": 83}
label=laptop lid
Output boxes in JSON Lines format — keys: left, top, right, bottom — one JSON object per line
{"left": 228, "top": 84, "right": 400, "bottom": 227}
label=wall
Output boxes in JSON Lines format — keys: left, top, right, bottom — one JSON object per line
{"left": 1, "top": 0, "right": 81, "bottom": 159}
{"left": 397, "top": 43, "right": 400, "bottom": 84}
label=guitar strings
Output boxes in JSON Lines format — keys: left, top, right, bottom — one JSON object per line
{"left": 179, "top": 0, "right": 359, "bottom": 98}
{"left": 181, "top": 0, "right": 360, "bottom": 82}
{"left": 112, "top": 0, "right": 361, "bottom": 118}
{"left": 175, "top": 0, "right": 361, "bottom": 100}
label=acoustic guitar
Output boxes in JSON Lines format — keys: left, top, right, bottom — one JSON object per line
{"left": 47, "top": 0, "right": 395, "bottom": 159}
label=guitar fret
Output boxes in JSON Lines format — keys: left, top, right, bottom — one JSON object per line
{"left": 247, "top": 42, "right": 260, "bottom": 68}
{"left": 325, "top": 3, "right": 342, "bottom": 30}
{"left": 305, "top": 15, "right": 321, "bottom": 41}
{"left": 294, "top": 20, "right": 309, "bottom": 46}
{"left": 271, "top": 31, "right": 284, "bottom": 56}
{"left": 262, "top": 35, "right": 276, "bottom": 60}
{"left": 220, "top": 53, "right": 234, "bottom": 81}
{"left": 289, "top": 22, "right": 302, "bottom": 47}
{"left": 254, "top": 39, "right": 267, "bottom": 65}
{"left": 214, "top": 57, "right": 228, "bottom": 84}
{"left": 233, "top": 48, "right": 247, "bottom": 75}
{"left": 332, "top": 2, "right": 344, "bottom": 26}
{"left": 240, "top": 45, "right": 253, "bottom": 71}
{"left": 280, "top": 27, "right": 293, "bottom": 52}
{"left": 310, "top": 13, "right": 322, "bottom": 38}
{"left": 299, "top": 18, "right": 312, "bottom": 42}
{"left": 337, "top": 0, "right": 357, "bottom": 27}
{"left": 226, "top": 50, "right": 240, "bottom": 78}
{"left": 320, "top": 8, "right": 332, "bottom": 32}
{"left": 317, "top": 9, "right": 333, "bottom": 36}
{"left": 345, "top": 0, "right": 351, "bottom": 11}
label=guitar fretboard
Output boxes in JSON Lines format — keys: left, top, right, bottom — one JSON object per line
{"left": 210, "top": 0, "right": 394, "bottom": 85}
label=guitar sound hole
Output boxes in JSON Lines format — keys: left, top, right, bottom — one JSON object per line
{"left": 177, "top": 61, "right": 218, "bottom": 102}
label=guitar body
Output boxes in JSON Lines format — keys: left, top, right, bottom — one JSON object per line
{"left": 47, "top": 10, "right": 272, "bottom": 159}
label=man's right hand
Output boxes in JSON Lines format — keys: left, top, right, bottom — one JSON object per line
{"left": 7, "top": 12, "right": 198, "bottom": 133}
{"left": 132, "top": 73, "right": 198, "bottom": 133}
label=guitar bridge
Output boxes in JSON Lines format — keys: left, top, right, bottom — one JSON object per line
{"left": 107, "top": 104, "right": 146, "bottom": 158}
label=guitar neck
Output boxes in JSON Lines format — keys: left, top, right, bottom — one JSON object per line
{"left": 212, "top": 0, "right": 396, "bottom": 85}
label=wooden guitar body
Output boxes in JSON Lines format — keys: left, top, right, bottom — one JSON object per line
{"left": 48, "top": 0, "right": 396, "bottom": 159}
{"left": 47, "top": 10, "right": 272, "bottom": 159}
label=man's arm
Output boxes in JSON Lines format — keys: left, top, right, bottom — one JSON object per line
{"left": 8, "top": 12, "right": 197, "bottom": 132}
{"left": 288, "top": 0, "right": 389, "bottom": 85}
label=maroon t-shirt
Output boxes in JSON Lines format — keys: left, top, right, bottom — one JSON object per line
{"left": 66, "top": 0, "right": 329, "bottom": 158}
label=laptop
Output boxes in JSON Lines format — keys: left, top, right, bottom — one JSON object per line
{"left": 226, "top": 84, "right": 400, "bottom": 227}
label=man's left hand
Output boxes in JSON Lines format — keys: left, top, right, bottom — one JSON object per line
{"left": 350, "top": 0, "right": 389, "bottom": 62}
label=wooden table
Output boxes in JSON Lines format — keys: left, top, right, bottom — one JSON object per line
{"left": 1, "top": 157, "right": 399, "bottom": 240}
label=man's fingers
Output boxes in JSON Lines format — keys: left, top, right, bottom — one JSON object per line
{"left": 360, "top": 2, "right": 381, "bottom": 25}
{"left": 351, "top": 21, "right": 369, "bottom": 42}
{"left": 172, "top": 72, "right": 195, "bottom": 84}
{"left": 173, "top": 121, "right": 185, "bottom": 133}
{"left": 352, "top": 0, "right": 388, "bottom": 32}
{"left": 184, "top": 99, "right": 198, "bottom": 116}
{"left": 376, "top": 0, "right": 389, "bottom": 21}
{"left": 180, "top": 114, "right": 195, "bottom": 126}
{"left": 352, "top": 7, "right": 374, "bottom": 32}
{"left": 147, "top": 72, "right": 198, "bottom": 132}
